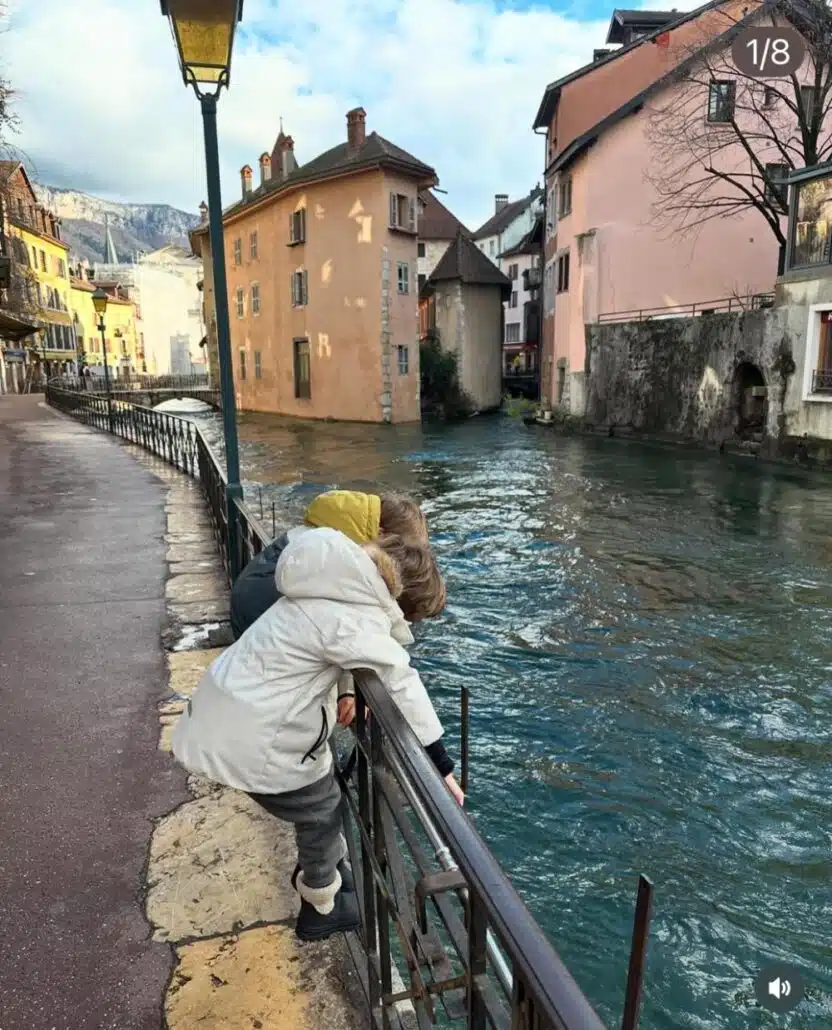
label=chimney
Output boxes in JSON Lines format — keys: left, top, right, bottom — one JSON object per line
{"left": 259, "top": 152, "right": 271, "bottom": 185}
{"left": 495, "top": 193, "right": 509, "bottom": 214}
{"left": 240, "top": 165, "right": 253, "bottom": 199}
{"left": 279, "top": 136, "right": 296, "bottom": 180}
{"left": 199, "top": 201, "right": 208, "bottom": 222}
{"left": 347, "top": 107, "right": 367, "bottom": 149}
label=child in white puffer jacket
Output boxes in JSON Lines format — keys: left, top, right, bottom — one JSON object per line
{"left": 172, "top": 527, "right": 463, "bottom": 941}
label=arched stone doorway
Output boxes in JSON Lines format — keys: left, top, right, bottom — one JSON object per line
{"left": 734, "top": 361, "right": 768, "bottom": 437}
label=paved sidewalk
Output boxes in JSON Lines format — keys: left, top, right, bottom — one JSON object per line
{"left": 0, "top": 394, "right": 189, "bottom": 1028}
{"left": 0, "top": 394, "right": 364, "bottom": 1030}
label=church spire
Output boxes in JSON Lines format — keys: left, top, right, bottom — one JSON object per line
{"left": 103, "top": 213, "right": 118, "bottom": 264}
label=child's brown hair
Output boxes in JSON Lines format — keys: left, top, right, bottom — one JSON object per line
{"left": 364, "top": 534, "right": 446, "bottom": 622}
{"left": 379, "top": 493, "right": 429, "bottom": 545}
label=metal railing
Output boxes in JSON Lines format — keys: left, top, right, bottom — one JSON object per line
{"left": 44, "top": 383, "right": 264, "bottom": 581}
{"left": 597, "top": 293, "right": 775, "bottom": 324}
{"left": 341, "top": 679, "right": 653, "bottom": 1030}
{"left": 54, "top": 373, "right": 212, "bottom": 393}
{"left": 811, "top": 369, "right": 832, "bottom": 393}
{"left": 45, "top": 380, "right": 655, "bottom": 1030}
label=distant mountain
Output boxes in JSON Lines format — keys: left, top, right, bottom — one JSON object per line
{"left": 34, "top": 185, "right": 200, "bottom": 264}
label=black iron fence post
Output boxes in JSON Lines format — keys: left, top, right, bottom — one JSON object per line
{"left": 99, "top": 319, "right": 114, "bottom": 434}
{"left": 200, "top": 90, "right": 243, "bottom": 580}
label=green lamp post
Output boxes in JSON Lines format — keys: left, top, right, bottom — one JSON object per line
{"left": 160, "top": 0, "right": 244, "bottom": 577}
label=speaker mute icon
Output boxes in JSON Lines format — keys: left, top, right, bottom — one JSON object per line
{"left": 768, "top": 976, "right": 791, "bottom": 999}
{"left": 755, "top": 964, "right": 804, "bottom": 1013}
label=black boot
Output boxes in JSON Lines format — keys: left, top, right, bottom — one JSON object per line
{"left": 295, "top": 876, "right": 360, "bottom": 942}
{"left": 292, "top": 857, "right": 355, "bottom": 893}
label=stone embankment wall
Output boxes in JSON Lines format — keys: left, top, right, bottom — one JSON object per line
{"left": 584, "top": 276, "right": 832, "bottom": 464}
{"left": 585, "top": 310, "right": 790, "bottom": 440}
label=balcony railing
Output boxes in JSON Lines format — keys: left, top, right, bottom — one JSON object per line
{"left": 597, "top": 293, "right": 775, "bottom": 324}
{"left": 811, "top": 369, "right": 832, "bottom": 394}
{"left": 522, "top": 267, "right": 542, "bottom": 291}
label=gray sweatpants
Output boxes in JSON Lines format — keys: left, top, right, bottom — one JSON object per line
{"left": 249, "top": 769, "right": 345, "bottom": 889}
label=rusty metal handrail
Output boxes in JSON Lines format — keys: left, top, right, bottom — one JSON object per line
{"left": 597, "top": 293, "right": 775, "bottom": 324}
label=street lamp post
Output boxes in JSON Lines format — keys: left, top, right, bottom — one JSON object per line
{"left": 160, "top": 0, "right": 244, "bottom": 578}
{"left": 92, "top": 286, "right": 114, "bottom": 433}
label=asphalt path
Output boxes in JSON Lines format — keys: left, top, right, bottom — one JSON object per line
{"left": 0, "top": 395, "right": 188, "bottom": 1029}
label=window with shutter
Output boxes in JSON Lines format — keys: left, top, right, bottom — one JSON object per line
{"left": 388, "top": 193, "right": 416, "bottom": 233}
{"left": 292, "top": 270, "right": 308, "bottom": 307}
{"left": 294, "top": 338, "right": 311, "bottom": 399}
{"left": 289, "top": 209, "right": 306, "bottom": 245}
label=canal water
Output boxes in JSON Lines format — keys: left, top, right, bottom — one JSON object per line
{"left": 195, "top": 409, "right": 832, "bottom": 1029}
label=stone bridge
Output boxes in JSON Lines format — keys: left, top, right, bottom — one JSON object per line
{"left": 67, "top": 374, "right": 221, "bottom": 411}
{"left": 108, "top": 386, "right": 221, "bottom": 410}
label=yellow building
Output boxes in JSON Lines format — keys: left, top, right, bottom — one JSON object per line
{"left": 1, "top": 160, "right": 75, "bottom": 376}
{"left": 70, "top": 274, "right": 142, "bottom": 376}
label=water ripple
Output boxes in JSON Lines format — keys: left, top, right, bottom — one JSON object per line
{"left": 195, "top": 412, "right": 832, "bottom": 1029}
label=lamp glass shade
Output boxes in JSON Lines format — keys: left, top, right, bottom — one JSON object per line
{"left": 91, "top": 288, "right": 108, "bottom": 316}
{"left": 161, "top": 0, "right": 242, "bottom": 87}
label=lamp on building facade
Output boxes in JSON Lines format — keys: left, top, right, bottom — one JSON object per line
{"left": 92, "top": 286, "right": 114, "bottom": 433}
{"left": 160, "top": 0, "right": 243, "bottom": 576}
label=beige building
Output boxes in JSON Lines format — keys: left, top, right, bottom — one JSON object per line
{"left": 192, "top": 108, "right": 437, "bottom": 423}
{"left": 421, "top": 231, "right": 510, "bottom": 412}
{"left": 93, "top": 246, "right": 205, "bottom": 376}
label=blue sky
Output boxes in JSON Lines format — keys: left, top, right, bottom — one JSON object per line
{"left": 3, "top": 0, "right": 697, "bottom": 230}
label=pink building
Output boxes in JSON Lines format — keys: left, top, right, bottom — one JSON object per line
{"left": 533, "top": 0, "right": 819, "bottom": 412}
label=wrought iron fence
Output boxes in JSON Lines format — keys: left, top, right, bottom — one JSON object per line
{"left": 45, "top": 380, "right": 654, "bottom": 1030}
{"left": 44, "top": 383, "right": 266, "bottom": 580}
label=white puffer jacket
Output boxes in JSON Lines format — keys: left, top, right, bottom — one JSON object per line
{"left": 172, "top": 527, "right": 444, "bottom": 795}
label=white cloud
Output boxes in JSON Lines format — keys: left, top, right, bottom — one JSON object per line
{"left": 2, "top": 0, "right": 687, "bottom": 230}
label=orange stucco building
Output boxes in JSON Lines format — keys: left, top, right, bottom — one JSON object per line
{"left": 192, "top": 108, "right": 437, "bottom": 423}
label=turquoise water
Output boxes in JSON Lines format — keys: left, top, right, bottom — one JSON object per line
{"left": 198, "top": 410, "right": 832, "bottom": 1028}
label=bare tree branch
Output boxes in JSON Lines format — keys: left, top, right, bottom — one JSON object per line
{"left": 646, "top": 0, "right": 832, "bottom": 250}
